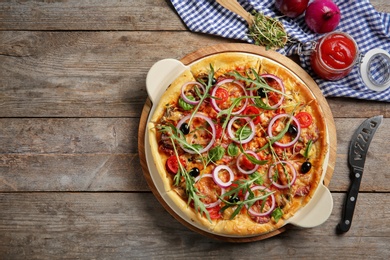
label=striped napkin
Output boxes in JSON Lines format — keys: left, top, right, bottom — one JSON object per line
{"left": 170, "top": 0, "right": 390, "bottom": 102}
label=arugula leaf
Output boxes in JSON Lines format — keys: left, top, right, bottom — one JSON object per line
{"left": 258, "top": 115, "right": 294, "bottom": 152}
{"left": 163, "top": 131, "right": 211, "bottom": 223}
{"left": 219, "top": 176, "right": 275, "bottom": 220}
{"left": 188, "top": 65, "right": 215, "bottom": 125}
{"left": 229, "top": 71, "right": 288, "bottom": 98}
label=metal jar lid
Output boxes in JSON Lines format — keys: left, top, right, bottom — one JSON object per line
{"left": 359, "top": 48, "right": 390, "bottom": 92}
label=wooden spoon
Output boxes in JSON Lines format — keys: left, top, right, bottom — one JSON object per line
{"left": 216, "top": 0, "right": 254, "bottom": 26}
{"left": 216, "top": 0, "right": 288, "bottom": 49}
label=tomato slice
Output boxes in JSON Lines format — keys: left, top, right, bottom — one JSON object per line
{"left": 295, "top": 112, "right": 313, "bottom": 128}
{"left": 166, "top": 155, "right": 186, "bottom": 174}
{"left": 243, "top": 105, "right": 261, "bottom": 124}
{"left": 207, "top": 205, "right": 222, "bottom": 220}
{"left": 214, "top": 88, "right": 229, "bottom": 104}
{"left": 240, "top": 154, "right": 256, "bottom": 171}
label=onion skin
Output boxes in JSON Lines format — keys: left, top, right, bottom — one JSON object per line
{"left": 194, "top": 173, "right": 225, "bottom": 208}
{"left": 267, "top": 113, "right": 301, "bottom": 148}
{"left": 245, "top": 186, "right": 276, "bottom": 217}
{"left": 268, "top": 161, "right": 297, "bottom": 189}
{"left": 227, "top": 116, "right": 255, "bottom": 144}
{"left": 210, "top": 79, "right": 247, "bottom": 114}
{"left": 212, "top": 165, "right": 234, "bottom": 188}
{"left": 236, "top": 151, "right": 260, "bottom": 174}
{"left": 305, "top": 0, "right": 341, "bottom": 34}
{"left": 176, "top": 113, "right": 216, "bottom": 154}
{"left": 275, "top": 0, "right": 309, "bottom": 18}
{"left": 181, "top": 81, "right": 204, "bottom": 105}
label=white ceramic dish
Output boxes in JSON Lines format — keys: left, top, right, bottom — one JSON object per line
{"left": 144, "top": 54, "right": 333, "bottom": 237}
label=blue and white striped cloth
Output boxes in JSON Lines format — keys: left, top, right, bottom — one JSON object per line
{"left": 171, "top": 0, "right": 390, "bottom": 102}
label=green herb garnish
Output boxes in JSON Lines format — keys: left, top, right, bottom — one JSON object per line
{"left": 303, "top": 140, "right": 313, "bottom": 159}
{"left": 271, "top": 207, "right": 283, "bottom": 222}
{"left": 178, "top": 96, "right": 195, "bottom": 111}
{"left": 219, "top": 176, "right": 275, "bottom": 220}
{"left": 248, "top": 11, "right": 288, "bottom": 50}
{"left": 208, "top": 145, "right": 225, "bottom": 163}
{"left": 227, "top": 143, "right": 239, "bottom": 156}
{"left": 166, "top": 131, "right": 211, "bottom": 222}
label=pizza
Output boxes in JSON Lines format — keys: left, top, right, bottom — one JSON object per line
{"left": 147, "top": 53, "right": 328, "bottom": 236}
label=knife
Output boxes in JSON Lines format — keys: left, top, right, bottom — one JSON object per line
{"left": 337, "top": 115, "right": 383, "bottom": 233}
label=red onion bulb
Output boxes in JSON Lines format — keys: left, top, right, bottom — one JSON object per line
{"left": 305, "top": 0, "right": 341, "bottom": 34}
{"left": 275, "top": 0, "right": 309, "bottom": 18}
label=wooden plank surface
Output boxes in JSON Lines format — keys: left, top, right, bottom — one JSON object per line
{"left": 0, "top": 0, "right": 186, "bottom": 31}
{"left": 0, "top": 0, "right": 389, "bottom": 258}
{"left": 0, "top": 193, "right": 389, "bottom": 259}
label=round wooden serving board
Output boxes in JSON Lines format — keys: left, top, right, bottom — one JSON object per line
{"left": 138, "top": 43, "right": 337, "bottom": 242}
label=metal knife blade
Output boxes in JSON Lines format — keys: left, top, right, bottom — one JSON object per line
{"left": 337, "top": 115, "right": 383, "bottom": 233}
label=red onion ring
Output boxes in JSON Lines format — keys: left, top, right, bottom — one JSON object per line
{"left": 194, "top": 173, "right": 225, "bottom": 208}
{"left": 245, "top": 186, "right": 275, "bottom": 217}
{"left": 210, "top": 79, "right": 248, "bottom": 114}
{"left": 181, "top": 81, "right": 205, "bottom": 105}
{"left": 236, "top": 150, "right": 260, "bottom": 174}
{"left": 267, "top": 113, "right": 301, "bottom": 148}
{"left": 212, "top": 165, "right": 234, "bottom": 188}
{"left": 268, "top": 160, "right": 297, "bottom": 189}
{"left": 227, "top": 116, "right": 255, "bottom": 144}
{"left": 250, "top": 74, "right": 285, "bottom": 109}
{"left": 176, "top": 113, "right": 216, "bottom": 154}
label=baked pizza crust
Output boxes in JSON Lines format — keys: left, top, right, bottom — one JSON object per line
{"left": 148, "top": 52, "right": 328, "bottom": 236}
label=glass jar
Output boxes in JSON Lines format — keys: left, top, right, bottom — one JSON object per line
{"left": 310, "top": 31, "right": 358, "bottom": 81}
{"left": 307, "top": 31, "right": 390, "bottom": 92}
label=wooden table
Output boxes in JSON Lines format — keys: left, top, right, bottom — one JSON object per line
{"left": 0, "top": 1, "right": 389, "bottom": 259}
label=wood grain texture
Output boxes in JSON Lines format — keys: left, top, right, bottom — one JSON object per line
{"left": 0, "top": 31, "right": 234, "bottom": 117}
{"left": 0, "top": 0, "right": 185, "bottom": 31}
{"left": 0, "top": 0, "right": 389, "bottom": 258}
{"left": 0, "top": 192, "right": 389, "bottom": 259}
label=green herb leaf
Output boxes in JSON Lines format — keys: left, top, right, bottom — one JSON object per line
{"left": 304, "top": 140, "right": 313, "bottom": 159}
{"left": 271, "top": 207, "right": 283, "bottom": 223}
{"left": 208, "top": 145, "right": 225, "bottom": 162}
{"left": 229, "top": 71, "right": 288, "bottom": 100}
{"left": 242, "top": 151, "right": 268, "bottom": 166}
{"left": 178, "top": 96, "right": 195, "bottom": 111}
{"left": 163, "top": 131, "right": 211, "bottom": 223}
{"left": 219, "top": 176, "right": 275, "bottom": 220}
{"left": 236, "top": 126, "right": 252, "bottom": 140}
{"left": 227, "top": 143, "right": 239, "bottom": 156}
{"left": 249, "top": 171, "right": 264, "bottom": 185}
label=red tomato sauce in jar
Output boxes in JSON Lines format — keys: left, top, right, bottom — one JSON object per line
{"left": 311, "top": 32, "right": 358, "bottom": 80}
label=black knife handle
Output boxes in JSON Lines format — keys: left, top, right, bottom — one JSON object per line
{"left": 337, "top": 167, "right": 363, "bottom": 233}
